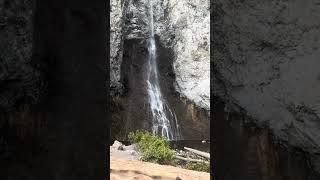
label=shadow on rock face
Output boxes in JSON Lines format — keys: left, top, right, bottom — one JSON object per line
{"left": 111, "top": 36, "right": 209, "bottom": 141}
{"left": 212, "top": 97, "right": 320, "bottom": 180}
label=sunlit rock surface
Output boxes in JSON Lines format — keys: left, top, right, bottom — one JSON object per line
{"left": 212, "top": 0, "right": 320, "bottom": 173}
{"left": 110, "top": 0, "right": 210, "bottom": 111}
{"left": 153, "top": 0, "right": 210, "bottom": 111}
{"left": 110, "top": 0, "right": 126, "bottom": 95}
{"left": 109, "top": 0, "right": 210, "bottom": 140}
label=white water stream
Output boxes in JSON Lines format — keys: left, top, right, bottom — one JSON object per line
{"left": 146, "top": 0, "right": 181, "bottom": 140}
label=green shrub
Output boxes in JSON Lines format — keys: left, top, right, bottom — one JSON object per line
{"left": 128, "top": 130, "right": 175, "bottom": 164}
{"left": 185, "top": 161, "right": 210, "bottom": 172}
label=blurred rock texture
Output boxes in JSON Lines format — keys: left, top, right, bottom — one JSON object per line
{"left": 212, "top": 0, "right": 320, "bottom": 178}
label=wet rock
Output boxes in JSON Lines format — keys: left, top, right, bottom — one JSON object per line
{"left": 116, "top": 37, "right": 209, "bottom": 139}
{"left": 110, "top": 0, "right": 210, "bottom": 140}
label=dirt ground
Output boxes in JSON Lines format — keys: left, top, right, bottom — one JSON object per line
{"left": 110, "top": 158, "right": 210, "bottom": 180}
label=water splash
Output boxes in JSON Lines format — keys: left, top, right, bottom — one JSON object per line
{"left": 146, "top": 0, "right": 181, "bottom": 140}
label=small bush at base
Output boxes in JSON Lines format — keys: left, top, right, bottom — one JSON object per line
{"left": 128, "top": 130, "right": 175, "bottom": 164}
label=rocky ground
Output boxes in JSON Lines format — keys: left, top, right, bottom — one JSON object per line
{"left": 110, "top": 141, "right": 140, "bottom": 161}
{"left": 110, "top": 159, "right": 210, "bottom": 180}
{"left": 109, "top": 141, "right": 210, "bottom": 180}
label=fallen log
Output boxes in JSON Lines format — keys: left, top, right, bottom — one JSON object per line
{"left": 175, "top": 155, "right": 209, "bottom": 164}
{"left": 184, "top": 147, "right": 210, "bottom": 159}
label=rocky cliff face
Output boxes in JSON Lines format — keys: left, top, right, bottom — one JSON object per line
{"left": 110, "top": 0, "right": 210, "bottom": 110}
{"left": 212, "top": 0, "right": 320, "bottom": 174}
{"left": 110, "top": 0, "right": 210, "bottom": 140}
{"left": 110, "top": 0, "right": 126, "bottom": 95}
{"left": 0, "top": 0, "right": 41, "bottom": 161}
{"left": 0, "top": 0, "right": 41, "bottom": 110}
{"left": 153, "top": 0, "right": 210, "bottom": 111}
{"left": 2, "top": 0, "right": 108, "bottom": 179}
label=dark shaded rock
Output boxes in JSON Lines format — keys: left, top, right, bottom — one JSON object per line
{"left": 0, "top": 0, "right": 42, "bottom": 110}
{"left": 111, "top": 37, "right": 209, "bottom": 140}
{"left": 212, "top": 97, "right": 320, "bottom": 180}
{"left": 1, "top": 0, "right": 108, "bottom": 179}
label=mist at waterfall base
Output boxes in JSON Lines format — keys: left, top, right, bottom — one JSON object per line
{"left": 146, "top": 0, "right": 181, "bottom": 140}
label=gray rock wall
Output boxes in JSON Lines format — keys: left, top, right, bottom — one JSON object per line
{"left": 0, "top": 0, "right": 40, "bottom": 110}
{"left": 212, "top": 0, "right": 320, "bottom": 173}
{"left": 110, "top": 0, "right": 210, "bottom": 139}
{"left": 110, "top": 0, "right": 125, "bottom": 95}
{"left": 110, "top": 0, "right": 210, "bottom": 111}
{"left": 154, "top": 0, "right": 210, "bottom": 111}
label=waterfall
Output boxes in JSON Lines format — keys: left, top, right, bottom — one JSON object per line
{"left": 146, "top": 0, "right": 181, "bottom": 140}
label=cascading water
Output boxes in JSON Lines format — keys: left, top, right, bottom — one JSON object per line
{"left": 146, "top": 0, "right": 181, "bottom": 140}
